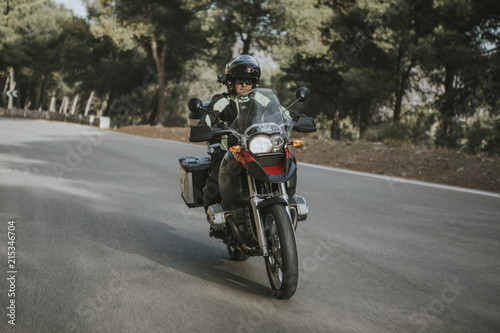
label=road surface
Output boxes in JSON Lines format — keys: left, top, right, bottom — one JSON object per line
{"left": 1, "top": 119, "right": 499, "bottom": 332}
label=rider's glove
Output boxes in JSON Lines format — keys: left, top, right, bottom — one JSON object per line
{"left": 292, "top": 114, "right": 307, "bottom": 122}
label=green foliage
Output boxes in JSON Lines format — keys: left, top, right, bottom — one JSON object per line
{"left": 1, "top": 0, "right": 70, "bottom": 70}
{"left": 1, "top": 0, "right": 499, "bottom": 155}
{"left": 365, "top": 123, "right": 409, "bottom": 143}
{"left": 279, "top": 0, "right": 500, "bottom": 154}
{"left": 365, "top": 109, "right": 435, "bottom": 145}
{"left": 86, "top": 0, "right": 209, "bottom": 125}
{"left": 465, "top": 118, "right": 500, "bottom": 156}
{"left": 0, "top": 0, "right": 71, "bottom": 108}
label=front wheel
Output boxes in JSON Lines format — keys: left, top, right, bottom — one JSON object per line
{"left": 263, "top": 204, "right": 298, "bottom": 299}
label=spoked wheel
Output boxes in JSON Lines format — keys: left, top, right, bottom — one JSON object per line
{"left": 227, "top": 245, "right": 250, "bottom": 261}
{"left": 263, "top": 204, "right": 298, "bottom": 299}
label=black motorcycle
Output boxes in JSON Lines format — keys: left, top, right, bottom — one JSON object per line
{"left": 180, "top": 88, "right": 316, "bottom": 299}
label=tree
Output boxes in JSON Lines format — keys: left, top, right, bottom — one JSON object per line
{"left": 363, "top": 0, "right": 435, "bottom": 123}
{"left": 281, "top": 0, "right": 500, "bottom": 145}
{"left": 291, "top": 0, "right": 395, "bottom": 138}
{"left": 190, "top": 0, "right": 293, "bottom": 68}
{"left": 87, "top": 0, "right": 206, "bottom": 126}
{"left": 60, "top": 15, "right": 149, "bottom": 120}
{"left": 417, "top": 0, "right": 500, "bottom": 148}
{"left": 0, "top": 0, "right": 69, "bottom": 110}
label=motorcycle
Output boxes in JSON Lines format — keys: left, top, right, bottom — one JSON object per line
{"left": 180, "top": 87, "right": 316, "bottom": 299}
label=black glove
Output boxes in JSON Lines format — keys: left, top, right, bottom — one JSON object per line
{"left": 292, "top": 113, "right": 307, "bottom": 122}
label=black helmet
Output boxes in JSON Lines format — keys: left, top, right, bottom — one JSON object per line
{"left": 224, "top": 55, "right": 261, "bottom": 95}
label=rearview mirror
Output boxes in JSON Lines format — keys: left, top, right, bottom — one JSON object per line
{"left": 286, "top": 87, "right": 310, "bottom": 110}
{"left": 296, "top": 87, "right": 309, "bottom": 102}
{"left": 188, "top": 98, "right": 203, "bottom": 113}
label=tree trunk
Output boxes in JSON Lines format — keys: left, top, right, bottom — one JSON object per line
{"left": 59, "top": 97, "right": 64, "bottom": 113}
{"left": 34, "top": 71, "right": 44, "bottom": 111}
{"left": 242, "top": 36, "right": 251, "bottom": 55}
{"left": 2, "top": 72, "right": 9, "bottom": 95}
{"left": 393, "top": 58, "right": 416, "bottom": 123}
{"left": 151, "top": 39, "right": 167, "bottom": 127}
{"left": 99, "top": 98, "right": 107, "bottom": 117}
{"left": 84, "top": 91, "right": 94, "bottom": 116}
{"left": 359, "top": 100, "right": 371, "bottom": 138}
{"left": 103, "top": 91, "right": 114, "bottom": 117}
{"left": 49, "top": 90, "right": 56, "bottom": 112}
{"left": 330, "top": 91, "right": 342, "bottom": 140}
{"left": 330, "top": 109, "right": 341, "bottom": 140}
{"left": 7, "top": 67, "right": 15, "bottom": 110}
{"left": 40, "top": 78, "right": 47, "bottom": 111}
{"left": 437, "top": 65, "right": 456, "bottom": 147}
{"left": 148, "top": 93, "right": 159, "bottom": 126}
{"left": 393, "top": 48, "right": 403, "bottom": 122}
{"left": 62, "top": 97, "right": 70, "bottom": 114}
{"left": 71, "top": 94, "right": 79, "bottom": 115}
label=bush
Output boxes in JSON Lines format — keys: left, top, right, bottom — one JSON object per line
{"left": 365, "top": 106, "right": 435, "bottom": 144}
{"left": 364, "top": 123, "right": 409, "bottom": 142}
{"left": 466, "top": 119, "right": 500, "bottom": 156}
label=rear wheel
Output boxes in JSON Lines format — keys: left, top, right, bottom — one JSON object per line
{"left": 263, "top": 204, "right": 298, "bottom": 299}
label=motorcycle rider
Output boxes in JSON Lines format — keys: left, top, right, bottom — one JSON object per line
{"left": 198, "top": 55, "right": 303, "bottom": 213}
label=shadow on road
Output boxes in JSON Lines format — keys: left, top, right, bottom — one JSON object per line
{"left": 1, "top": 179, "right": 271, "bottom": 300}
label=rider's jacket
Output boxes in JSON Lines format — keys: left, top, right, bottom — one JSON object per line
{"left": 198, "top": 92, "right": 296, "bottom": 151}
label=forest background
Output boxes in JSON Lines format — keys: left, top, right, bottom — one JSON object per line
{"left": 1, "top": 0, "right": 499, "bottom": 157}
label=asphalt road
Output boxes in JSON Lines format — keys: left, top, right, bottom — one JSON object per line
{"left": 1, "top": 118, "right": 499, "bottom": 333}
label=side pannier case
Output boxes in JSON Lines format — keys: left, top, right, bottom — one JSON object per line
{"left": 179, "top": 156, "right": 210, "bottom": 208}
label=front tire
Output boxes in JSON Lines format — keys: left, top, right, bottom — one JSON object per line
{"left": 263, "top": 204, "right": 298, "bottom": 299}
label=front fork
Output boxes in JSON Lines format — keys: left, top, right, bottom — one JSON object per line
{"left": 247, "top": 176, "right": 292, "bottom": 257}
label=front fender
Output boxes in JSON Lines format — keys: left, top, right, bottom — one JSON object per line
{"left": 256, "top": 197, "right": 288, "bottom": 210}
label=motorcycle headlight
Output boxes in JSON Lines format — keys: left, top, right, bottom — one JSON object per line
{"left": 271, "top": 134, "right": 285, "bottom": 151}
{"left": 248, "top": 135, "right": 273, "bottom": 154}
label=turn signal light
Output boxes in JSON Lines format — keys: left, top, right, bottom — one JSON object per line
{"left": 292, "top": 139, "right": 304, "bottom": 147}
{"left": 229, "top": 145, "right": 241, "bottom": 153}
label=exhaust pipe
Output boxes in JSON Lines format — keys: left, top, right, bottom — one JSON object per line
{"left": 226, "top": 215, "right": 253, "bottom": 252}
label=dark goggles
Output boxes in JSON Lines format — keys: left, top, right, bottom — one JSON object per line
{"left": 235, "top": 78, "right": 254, "bottom": 85}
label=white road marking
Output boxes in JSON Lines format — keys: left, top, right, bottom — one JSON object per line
{"left": 299, "top": 162, "right": 500, "bottom": 198}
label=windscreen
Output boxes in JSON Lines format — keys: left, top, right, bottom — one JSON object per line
{"left": 229, "top": 88, "right": 293, "bottom": 139}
